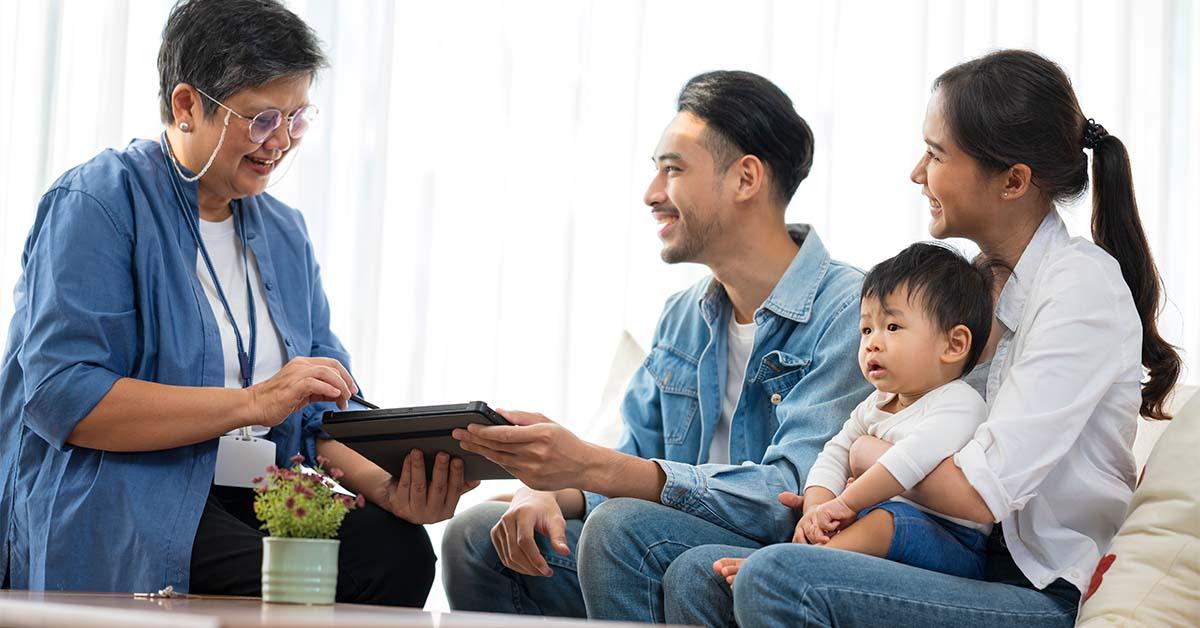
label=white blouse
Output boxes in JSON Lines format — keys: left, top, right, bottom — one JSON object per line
{"left": 954, "top": 210, "right": 1143, "bottom": 593}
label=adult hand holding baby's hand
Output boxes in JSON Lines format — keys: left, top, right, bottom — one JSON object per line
{"left": 780, "top": 491, "right": 817, "bottom": 544}
{"left": 794, "top": 509, "right": 832, "bottom": 544}
{"left": 810, "top": 497, "right": 858, "bottom": 540}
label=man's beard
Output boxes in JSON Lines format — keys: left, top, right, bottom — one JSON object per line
{"left": 660, "top": 210, "right": 721, "bottom": 264}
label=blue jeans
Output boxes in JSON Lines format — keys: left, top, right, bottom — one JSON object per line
{"left": 663, "top": 529, "right": 1080, "bottom": 627}
{"left": 441, "top": 501, "right": 587, "bottom": 617}
{"left": 442, "top": 497, "right": 761, "bottom": 621}
{"left": 863, "top": 500, "right": 987, "bottom": 579}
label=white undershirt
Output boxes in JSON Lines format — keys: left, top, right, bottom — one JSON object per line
{"left": 708, "top": 314, "right": 756, "bottom": 464}
{"left": 196, "top": 216, "right": 287, "bottom": 438}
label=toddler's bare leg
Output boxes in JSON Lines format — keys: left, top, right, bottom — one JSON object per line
{"left": 824, "top": 509, "right": 894, "bottom": 558}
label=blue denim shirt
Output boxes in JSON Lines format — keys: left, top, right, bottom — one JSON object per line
{"left": 587, "top": 225, "right": 871, "bottom": 544}
{"left": 0, "top": 137, "right": 352, "bottom": 592}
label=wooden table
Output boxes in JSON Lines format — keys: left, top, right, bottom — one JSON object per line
{"left": 0, "top": 591, "right": 679, "bottom": 627}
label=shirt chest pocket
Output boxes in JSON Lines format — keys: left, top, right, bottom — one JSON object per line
{"left": 754, "top": 350, "right": 811, "bottom": 403}
{"left": 644, "top": 345, "right": 700, "bottom": 445}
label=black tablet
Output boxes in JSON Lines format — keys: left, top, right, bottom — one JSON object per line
{"left": 321, "top": 401, "right": 514, "bottom": 481}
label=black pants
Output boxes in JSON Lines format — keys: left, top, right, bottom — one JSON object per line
{"left": 190, "top": 485, "right": 435, "bottom": 607}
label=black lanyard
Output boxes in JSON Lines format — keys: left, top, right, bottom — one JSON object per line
{"left": 161, "top": 133, "right": 258, "bottom": 388}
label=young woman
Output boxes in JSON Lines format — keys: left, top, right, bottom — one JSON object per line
{"left": 662, "top": 49, "right": 1181, "bottom": 628}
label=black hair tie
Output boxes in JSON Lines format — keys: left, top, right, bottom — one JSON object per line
{"left": 1082, "top": 118, "right": 1108, "bottom": 149}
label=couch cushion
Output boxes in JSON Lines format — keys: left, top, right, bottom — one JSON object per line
{"left": 1076, "top": 388, "right": 1200, "bottom": 627}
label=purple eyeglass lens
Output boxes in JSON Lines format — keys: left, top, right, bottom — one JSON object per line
{"left": 249, "top": 110, "right": 283, "bottom": 143}
{"left": 288, "top": 106, "right": 316, "bottom": 139}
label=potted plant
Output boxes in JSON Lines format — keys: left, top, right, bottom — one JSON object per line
{"left": 253, "top": 454, "right": 364, "bottom": 604}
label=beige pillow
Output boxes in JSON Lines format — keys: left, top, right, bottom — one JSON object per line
{"left": 1076, "top": 392, "right": 1200, "bottom": 627}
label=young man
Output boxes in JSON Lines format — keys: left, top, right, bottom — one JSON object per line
{"left": 443, "top": 71, "right": 871, "bottom": 622}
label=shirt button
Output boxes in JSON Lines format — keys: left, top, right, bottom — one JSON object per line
{"left": 770, "top": 393, "right": 783, "bottom": 405}
{"left": 247, "top": 232, "right": 256, "bottom": 240}
{"left": 284, "top": 338, "right": 293, "bottom": 347}
{"left": 264, "top": 281, "right": 274, "bottom": 291}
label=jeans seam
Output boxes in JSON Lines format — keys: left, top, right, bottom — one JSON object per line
{"left": 638, "top": 540, "right": 693, "bottom": 621}
{"left": 485, "top": 551, "right": 529, "bottom": 614}
{"left": 806, "top": 585, "right": 1076, "bottom": 618}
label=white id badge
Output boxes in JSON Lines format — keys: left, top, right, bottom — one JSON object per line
{"left": 214, "top": 435, "right": 277, "bottom": 488}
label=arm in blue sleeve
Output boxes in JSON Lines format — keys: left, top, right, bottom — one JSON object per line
{"left": 654, "top": 296, "right": 870, "bottom": 543}
{"left": 18, "top": 189, "right": 136, "bottom": 450}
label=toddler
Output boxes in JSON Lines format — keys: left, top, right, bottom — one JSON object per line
{"left": 795, "top": 241, "right": 996, "bottom": 579}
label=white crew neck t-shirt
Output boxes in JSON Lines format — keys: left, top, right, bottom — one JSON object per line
{"left": 196, "top": 215, "right": 287, "bottom": 438}
{"left": 708, "top": 314, "right": 757, "bottom": 464}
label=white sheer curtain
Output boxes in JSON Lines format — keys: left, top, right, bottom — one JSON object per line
{"left": 3, "top": 1, "right": 1197, "bottom": 425}
{"left": 2, "top": 0, "right": 1198, "bottom": 609}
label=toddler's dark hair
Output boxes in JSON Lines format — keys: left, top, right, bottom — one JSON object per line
{"left": 862, "top": 243, "right": 999, "bottom": 376}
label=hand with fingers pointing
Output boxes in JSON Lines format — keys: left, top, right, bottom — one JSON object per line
{"left": 247, "top": 356, "right": 358, "bottom": 427}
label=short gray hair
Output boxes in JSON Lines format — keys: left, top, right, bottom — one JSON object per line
{"left": 157, "top": 0, "right": 328, "bottom": 123}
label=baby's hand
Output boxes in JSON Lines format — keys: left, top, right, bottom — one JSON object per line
{"left": 812, "top": 498, "right": 858, "bottom": 535}
{"left": 794, "top": 509, "right": 831, "bottom": 545}
{"left": 713, "top": 557, "right": 745, "bottom": 587}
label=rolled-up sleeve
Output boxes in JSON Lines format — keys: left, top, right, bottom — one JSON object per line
{"left": 18, "top": 189, "right": 136, "bottom": 450}
{"left": 953, "top": 258, "right": 1138, "bottom": 522}
{"left": 655, "top": 296, "right": 870, "bottom": 543}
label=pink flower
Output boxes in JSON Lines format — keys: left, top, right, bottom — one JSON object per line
{"left": 294, "top": 482, "right": 306, "bottom": 494}
{"left": 285, "top": 497, "right": 295, "bottom": 510}
{"left": 355, "top": 494, "right": 365, "bottom": 508}
{"left": 329, "top": 467, "right": 345, "bottom": 480}
{"left": 266, "top": 465, "right": 279, "bottom": 474}
{"left": 294, "top": 507, "right": 307, "bottom": 518}
{"left": 290, "top": 453, "right": 305, "bottom": 465}
{"left": 316, "top": 455, "right": 330, "bottom": 468}
{"left": 251, "top": 476, "right": 263, "bottom": 485}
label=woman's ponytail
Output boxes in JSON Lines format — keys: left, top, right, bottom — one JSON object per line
{"left": 1089, "top": 128, "right": 1181, "bottom": 419}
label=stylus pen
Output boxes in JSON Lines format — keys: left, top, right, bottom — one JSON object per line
{"left": 350, "top": 394, "right": 379, "bottom": 410}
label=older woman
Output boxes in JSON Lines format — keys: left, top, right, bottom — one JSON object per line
{"left": 0, "top": 0, "right": 473, "bottom": 605}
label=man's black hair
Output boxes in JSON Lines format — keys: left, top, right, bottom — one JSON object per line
{"left": 158, "top": 0, "right": 328, "bottom": 123}
{"left": 676, "top": 71, "right": 815, "bottom": 205}
{"left": 862, "top": 242, "right": 1000, "bottom": 376}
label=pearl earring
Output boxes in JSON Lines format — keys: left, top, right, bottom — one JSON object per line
{"left": 179, "top": 122, "right": 190, "bottom": 131}
{"left": 1002, "top": 192, "right": 1009, "bottom": 198}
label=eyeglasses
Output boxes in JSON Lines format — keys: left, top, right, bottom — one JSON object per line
{"left": 193, "top": 86, "right": 318, "bottom": 144}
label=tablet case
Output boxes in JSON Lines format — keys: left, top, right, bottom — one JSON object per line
{"left": 321, "top": 401, "right": 514, "bottom": 481}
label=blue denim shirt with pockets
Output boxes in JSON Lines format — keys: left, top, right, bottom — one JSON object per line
{"left": 586, "top": 225, "right": 872, "bottom": 544}
{"left": 0, "top": 138, "right": 350, "bottom": 592}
